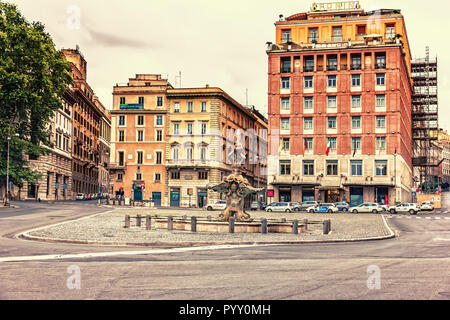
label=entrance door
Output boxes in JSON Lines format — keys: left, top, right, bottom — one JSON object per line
{"left": 134, "top": 187, "right": 143, "bottom": 202}
{"left": 197, "top": 189, "right": 208, "bottom": 208}
{"left": 350, "top": 187, "right": 363, "bottom": 206}
{"left": 279, "top": 187, "right": 291, "bottom": 202}
{"left": 302, "top": 188, "right": 315, "bottom": 202}
{"left": 325, "top": 189, "right": 340, "bottom": 203}
{"left": 152, "top": 192, "right": 161, "bottom": 206}
{"left": 170, "top": 188, "right": 180, "bottom": 207}
{"left": 375, "top": 187, "right": 388, "bottom": 205}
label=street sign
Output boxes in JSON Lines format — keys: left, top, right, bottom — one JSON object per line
{"left": 187, "top": 188, "right": 193, "bottom": 195}
{"left": 267, "top": 190, "right": 274, "bottom": 197}
{"left": 140, "top": 182, "right": 145, "bottom": 188}
{"left": 35, "top": 182, "right": 39, "bottom": 187}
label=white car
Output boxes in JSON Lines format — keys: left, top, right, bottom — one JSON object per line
{"left": 306, "top": 203, "right": 339, "bottom": 213}
{"left": 265, "top": 202, "right": 295, "bottom": 212}
{"left": 206, "top": 200, "right": 227, "bottom": 211}
{"left": 349, "top": 202, "right": 384, "bottom": 213}
{"left": 420, "top": 201, "right": 434, "bottom": 211}
{"left": 388, "top": 203, "right": 420, "bottom": 215}
{"left": 76, "top": 193, "right": 85, "bottom": 200}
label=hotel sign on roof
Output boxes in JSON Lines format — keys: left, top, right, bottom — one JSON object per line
{"left": 311, "top": 1, "right": 361, "bottom": 12}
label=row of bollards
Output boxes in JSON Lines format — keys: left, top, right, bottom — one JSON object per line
{"left": 124, "top": 215, "right": 329, "bottom": 234}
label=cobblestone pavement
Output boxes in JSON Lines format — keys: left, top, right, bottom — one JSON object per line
{"left": 25, "top": 208, "right": 393, "bottom": 244}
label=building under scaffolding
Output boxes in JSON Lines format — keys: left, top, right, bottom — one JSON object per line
{"left": 411, "top": 47, "right": 441, "bottom": 191}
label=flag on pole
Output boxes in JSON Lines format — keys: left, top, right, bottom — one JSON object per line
{"left": 325, "top": 139, "right": 331, "bottom": 156}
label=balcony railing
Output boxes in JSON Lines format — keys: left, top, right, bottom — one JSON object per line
{"left": 375, "top": 63, "right": 386, "bottom": 69}
{"left": 327, "top": 65, "right": 338, "bottom": 71}
{"left": 304, "top": 66, "right": 314, "bottom": 72}
{"left": 350, "top": 63, "right": 362, "bottom": 70}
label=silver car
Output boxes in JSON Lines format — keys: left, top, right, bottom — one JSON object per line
{"left": 349, "top": 202, "right": 384, "bottom": 213}
{"left": 265, "top": 202, "right": 295, "bottom": 212}
{"left": 388, "top": 203, "right": 420, "bottom": 215}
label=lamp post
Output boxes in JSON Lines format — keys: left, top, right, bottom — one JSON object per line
{"left": 5, "top": 128, "right": 19, "bottom": 207}
{"left": 394, "top": 145, "right": 397, "bottom": 204}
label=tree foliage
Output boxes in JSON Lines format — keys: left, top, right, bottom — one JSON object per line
{"left": 0, "top": 1, "right": 72, "bottom": 186}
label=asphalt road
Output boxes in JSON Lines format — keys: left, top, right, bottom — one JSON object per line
{"left": 0, "top": 197, "right": 449, "bottom": 300}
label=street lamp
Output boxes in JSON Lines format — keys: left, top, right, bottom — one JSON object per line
{"left": 5, "top": 128, "right": 20, "bottom": 207}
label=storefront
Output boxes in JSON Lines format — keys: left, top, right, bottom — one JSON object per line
{"left": 197, "top": 189, "right": 208, "bottom": 208}
{"left": 279, "top": 187, "right": 291, "bottom": 202}
{"left": 375, "top": 187, "right": 389, "bottom": 205}
{"left": 350, "top": 187, "right": 364, "bottom": 206}
{"left": 302, "top": 187, "right": 315, "bottom": 202}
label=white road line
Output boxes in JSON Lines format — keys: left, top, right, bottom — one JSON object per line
{"left": 445, "top": 217, "right": 450, "bottom": 220}
{"left": 435, "top": 217, "right": 441, "bottom": 220}
{"left": 416, "top": 217, "right": 422, "bottom": 219}
{"left": 0, "top": 244, "right": 276, "bottom": 263}
{"left": 432, "top": 238, "right": 450, "bottom": 242}
{"left": 425, "top": 217, "right": 432, "bottom": 220}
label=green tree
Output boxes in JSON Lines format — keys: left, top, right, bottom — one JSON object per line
{"left": 0, "top": 2, "right": 72, "bottom": 194}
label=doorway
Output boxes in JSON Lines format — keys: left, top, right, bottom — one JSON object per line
{"left": 170, "top": 188, "right": 180, "bottom": 207}
{"left": 197, "top": 189, "right": 208, "bottom": 208}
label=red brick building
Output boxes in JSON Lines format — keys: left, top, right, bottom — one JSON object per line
{"left": 267, "top": 4, "right": 413, "bottom": 206}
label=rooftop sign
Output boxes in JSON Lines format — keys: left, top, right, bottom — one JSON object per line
{"left": 311, "top": 1, "right": 361, "bottom": 12}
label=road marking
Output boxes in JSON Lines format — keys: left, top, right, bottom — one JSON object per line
{"left": 425, "top": 217, "right": 432, "bottom": 220}
{"left": 0, "top": 244, "right": 276, "bottom": 263}
{"left": 434, "top": 217, "right": 441, "bottom": 220}
{"left": 445, "top": 217, "right": 450, "bottom": 220}
{"left": 432, "top": 238, "right": 450, "bottom": 242}
{"left": 416, "top": 217, "right": 422, "bottom": 219}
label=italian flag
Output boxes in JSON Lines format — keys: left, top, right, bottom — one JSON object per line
{"left": 325, "top": 140, "right": 331, "bottom": 156}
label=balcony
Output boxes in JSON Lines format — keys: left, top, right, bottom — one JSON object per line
{"left": 350, "top": 63, "right": 362, "bottom": 70}
{"left": 304, "top": 65, "right": 314, "bottom": 72}
{"left": 375, "top": 62, "right": 386, "bottom": 70}
{"left": 327, "top": 65, "right": 338, "bottom": 71}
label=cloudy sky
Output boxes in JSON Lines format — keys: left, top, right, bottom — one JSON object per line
{"left": 6, "top": 0, "right": 450, "bottom": 130}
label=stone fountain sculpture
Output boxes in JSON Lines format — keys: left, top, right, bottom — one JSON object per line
{"left": 208, "top": 167, "right": 264, "bottom": 222}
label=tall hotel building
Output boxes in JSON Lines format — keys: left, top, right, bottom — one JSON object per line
{"left": 267, "top": 2, "right": 413, "bottom": 206}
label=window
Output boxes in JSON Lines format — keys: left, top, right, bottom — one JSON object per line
{"left": 351, "top": 160, "right": 363, "bottom": 176}
{"left": 305, "top": 138, "right": 313, "bottom": 150}
{"left": 117, "top": 173, "right": 123, "bottom": 181}
{"left": 309, "top": 28, "right": 318, "bottom": 42}
{"left": 327, "top": 96, "right": 337, "bottom": 108}
{"left": 304, "top": 59, "right": 314, "bottom": 72}
{"left": 281, "top": 77, "right": 290, "bottom": 89}
{"left": 357, "top": 25, "right": 366, "bottom": 36}
{"left": 304, "top": 76, "right": 313, "bottom": 88}
{"left": 281, "top": 57, "right": 291, "bottom": 73}
{"left": 137, "top": 130, "right": 143, "bottom": 142}
{"left": 280, "top": 160, "right": 291, "bottom": 175}
{"left": 282, "top": 29, "right": 291, "bottom": 43}
{"left": 201, "top": 123, "right": 207, "bottom": 135}
{"left": 138, "top": 97, "right": 144, "bottom": 105}
{"left": 201, "top": 102, "right": 207, "bottom": 112}
{"left": 375, "top": 160, "right": 387, "bottom": 176}
{"left": 376, "top": 116, "right": 386, "bottom": 128}
{"left": 351, "top": 74, "right": 361, "bottom": 86}
{"left": 327, "top": 57, "right": 337, "bottom": 71}
{"left": 327, "top": 117, "right": 337, "bottom": 129}
{"left": 351, "top": 95, "right": 361, "bottom": 108}
{"left": 118, "top": 130, "right": 125, "bottom": 142}
{"left": 304, "top": 117, "right": 313, "bottom": 130}
{"left": 173, "top": 123, "right": 180, "bottom": 135}
{"left": 186, "top": 147, "right": 193, "bottom": 161}
{"left": 375, "top": 54, "right": 386, "bottom": 69}
{"left": 386, "top": 24, "right": 395, "bottom": 39}
{"left": 376, "top": 94, "right": 386, "bottom": 107}
{"left": 376, "top": 137, "right": 386, "bottom": 150}
{"left": 119, "top": 116, "right": 125, "bottom": 126}
{"left": 172, "top": 147, "right": 180, "bottom": 161}
{"left": 120, "top": 97, "right": 126, "bottom": 105}
{"left": 174, "top": 102, "right": 180, "bottom": 113}
{"left": 200, "top": 147, "right": 207, "bottom": 161}
{"left": 188, "top": 102, "right": 193, "bottom": 112}
{"left": 156, "top": 151, "right": 162, "bottom": 164}
{"left": 327, "top": 75, "right": 337, "bottom": 88}
{"left": 326, "top": 160, "right": 338, "bottom": 176}
{"left": 137, "top": 115, "right": 144, "bottom": 126}
{"left": 154, "top": 173, "right": 161, "bottom": 182}
{"left": 352, "top": 137, "right": 361, "bottom": 150}
{"left": 198, "top": 171, "right": 208, "bottom": 180}
{"left": 352, "top": 116, "right": 361, "bottom": 128}
{"left": 281, "top": 97, "right": 290, "bottom": 110}
{"left": 137, "top": 151, "right": 143, "bottom": 164}
{"left": 332, "top": 27, "right": 342, "bottom": 42}
{"left": 156, "top": 130, "right": 163, "bottom": 141}
{"left": 303, "top": 160, "right": 314, "bottom": 175}
{"left": 171, "top": 171, "right": 180, "bottom": 180}
{"left": 304, "top": 97, "right": 313, "bottom": 110}
{"left": 281, "top": 118, "right": 290, "bottom": 130}
{"left": 156, "top": 115, "right": 163, "bottom": 125}
{"left": 328, "top": 137, "right": 337, "bottom": 150}
{"left": 376, "top": 74, "right": 385, "bottom": 86}
{"left": 187, "top": 123, "right": 193, "bottom": 134}
{"left": 281, "top": 137, "right": 290, "bottom": 151}
{"left": 136, "top": 173, "right": 142, "bottom": 181}
{"left": 157, "top": 96, "right": 163, "bottom": 107}
{"left": 118, "top": 151, "right": 124, "bottom": 166}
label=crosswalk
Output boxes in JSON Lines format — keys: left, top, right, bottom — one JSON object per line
{"left": 385, "top": 214, "right": 450, "bottom": 220}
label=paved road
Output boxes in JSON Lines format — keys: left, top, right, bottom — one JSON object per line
{"left": 0, "top": 197, "right": 449, "bottom": 300}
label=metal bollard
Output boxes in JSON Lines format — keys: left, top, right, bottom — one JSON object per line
{"left": 125, "top": 215, "right": 130, "bottom": 228}
{"left": 261, "top": 218, "right": 267, "bottom": 234}
{"left": 168, "top": 216, "right": 173, "bottom": 230}
{"left": 207, "top": 215, "right": 212, "bottom": 221}
{"left": 323, "top": 220, "right": 330, "bottom": 234}
{"left": 182, "top": 215, "right": 187, "bottom": 220}
{"left": 229, "top": 217, "right": 235, "bottom": 233}
{"left": 191, "top": 216, "right": 197, "bottom": 232}
{"left": 293, "top": 219, "right": 298, "bottom": 234}
{"left": 303, "top": 219, "right": 308, "bottom": 231}
{"left": 146, "top": 215, "right": 151, "bottom": 230}
{"left": 136, "top": 214, "right": 141, "bottom": 227}
{"left": 327, "top": 219, "right": 331, "bottom": 233}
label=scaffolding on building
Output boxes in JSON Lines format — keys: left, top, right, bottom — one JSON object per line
{"left": 411, "top": 47, "right": 441, "bottom": 191}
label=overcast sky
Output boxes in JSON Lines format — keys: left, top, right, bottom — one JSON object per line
{"left": 6, "top": 0, "right": 450, "bottom": 131}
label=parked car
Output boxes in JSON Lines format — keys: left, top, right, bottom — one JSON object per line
{"left": 250, "top": 201, "right": 259, "bottom": 211}
{"left": 86, "top": 194, "right": 92, "bottom": 200}
{"left": 265, "top": 202, "right": 296, "bottom": 212}
{"left": 306, "top": 203, "right": 339, "bottom": 213}
{"left": 349, "top": 202, "right": 384, "bottom": 213}
{"left": 76, "top": 193, "right": 85, "bottom": 200}
{"left": 206, "top": 200, "right": 227, "bottom": 211}
{"left": 294, "top": 201, "right": 319, "bottom": 211}
{"left": 334, "top": 202, "right": 350, "bottom": 212}
{"left": 420, "top": 201, "right": 434, "bottom": 211}
{"left": 378, "top": 203, "right": 389, "bottom": 212}
{"left": 259, "top": 202, "right": 267, "bottom": 210}
{"left": 388, "top": 203, "right": 420, "bottom": 215}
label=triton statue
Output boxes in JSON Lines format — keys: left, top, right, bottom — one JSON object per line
{"left": 208, "top": 167, "right": 263, "bottom": 222}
